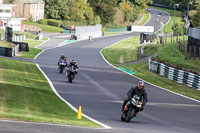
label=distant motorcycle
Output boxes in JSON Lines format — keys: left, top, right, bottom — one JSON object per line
{"left": 66, "top": 65, "right": 77, "bottom": 83}
{"left": 121, "top": 95, "right": 143, "bottom": 122}
{"left": 58, "top": 59, "right": 66, "bottom": 73}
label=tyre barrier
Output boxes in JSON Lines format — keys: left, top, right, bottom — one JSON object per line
{"left": 13, "top": 41, "right": 29, "bottom": 52}
{"left": 0, "top": 44, "right": 19, "bottom": 57}
{"left": 149, "top": 59, "right": 200, "bottom": 90}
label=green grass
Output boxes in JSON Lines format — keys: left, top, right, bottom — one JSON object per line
{"left": 102, "top": 36, "right": 140, "bottom": 64}
{"left": 0, "top": 58, "right": 100, "bottom": 127}
{"left": 14, "top": 32, "right": 38, "bottom": 40}
{"left": 116, "top": 63, "right": 200, "bottom": 101}
{"left": 23, "top": 21, "right": 63, "bottom": 33}
{"left": 139, "top": 11, "right": 151, "bottom": 25}
{"left": 149, "top": 6, "right": 184, "bottom": 33}
{"left": 18, "top": 40, "right": 43, "bottom": 58}
{"left": 103, "top": 32, "right": 123, "bottom": 36}
{"left": 144, "top": 36, "right": 200, "bottom": 74}
{"left": 0, "top": 41, "right": 15, "bottom": 48}
{"left": 102, "top": 35, "right": 200, "bottom": 101}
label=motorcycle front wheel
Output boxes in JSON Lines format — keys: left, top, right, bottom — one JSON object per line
{"left": 126, "top": 107, "right": 135, "bottom": 122}
{"left": 68, "top": 74, "right": 72, "bottom": 83}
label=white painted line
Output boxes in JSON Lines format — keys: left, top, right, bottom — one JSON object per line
{"left": 34, "top": 36, "right": 50, "bottom": 49}
{"left": 100, "top": 38, "right": 200, "bottom": 104}
{"left": 34, "top": 36, "right": 50, "bottom": 60}
{"left": 36, "top": 64, "right": 112, "bottom": 130}
{"left": 152, "top": 9, "right": 171, "bottom": 32}
{"left": 34, "top": 49, "right": 45, "bottom": 60}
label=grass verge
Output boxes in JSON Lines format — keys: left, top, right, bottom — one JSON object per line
{"left": 102, "top": 36, "right": 200, "bottom": 101}
{"left": 0, "top": 58, "right": 100, "bottom": 127}
{"left": 102, "top": 36, "right": 140, "bottom": 64}
{"left": 144, "top": 36, "right": 200, "bottom": 74}
{"left": 116, "top": 63, "right": 200, "bottom": 101}
{"left": 23, "top": 21, "right": 63, "bottom": 33}
{"left": 0, "top": 41, "right": 15, "bottom": 48}
{"left": 18, "top": 40, "right": 44, "bottom": 59}
{"left": 139, "top": 11, "right": 151, "bottom": 25}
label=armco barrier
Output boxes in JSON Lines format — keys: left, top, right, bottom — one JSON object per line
{"left": 149, "top": 59, "right": 200, "bottom": 90}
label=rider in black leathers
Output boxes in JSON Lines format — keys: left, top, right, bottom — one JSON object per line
{"left": 122, "top": 81, "right": 147, "bottom": 113}
{"left": 68, "top": 60, "right": 78, "bottom": 74}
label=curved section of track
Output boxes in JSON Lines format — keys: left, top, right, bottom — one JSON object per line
{"left": 1, "top": 9, "right": 200, "bottom": 133}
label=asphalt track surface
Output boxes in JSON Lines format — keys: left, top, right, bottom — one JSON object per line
{"left": 1, "top": 9, "right": 200, "bottom": 133}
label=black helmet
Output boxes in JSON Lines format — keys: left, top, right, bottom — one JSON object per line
{"left": 71, "top": 60, "right": 76, "bottom": 64}
{"left": 61, "top": 54, "right": 65, "bottom": 58}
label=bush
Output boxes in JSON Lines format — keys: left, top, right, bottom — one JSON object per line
{"left": 47, "top": 19, "right": 63, "bottom": 27}
{"left": 62, "top": 20, "right": 87, "bottom": 27}
{"left": 39, "top": 19, "right": 48, "bottom": 25}
{"left": 39, "top": 19, "right": 63, "bottom": 27}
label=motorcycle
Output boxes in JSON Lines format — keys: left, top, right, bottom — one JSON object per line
{"left": 66, "top": 65, "right": 77, "bottom": 83}
{"left": 121, "top": 95, "right": 143, "bottom": 122}
{"left": 58, "top": 59, "right": 66, "bottom": 73}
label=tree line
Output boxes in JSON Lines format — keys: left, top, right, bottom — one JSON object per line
{"left": 44, "top": 0, "right": 153, "bottom": 26}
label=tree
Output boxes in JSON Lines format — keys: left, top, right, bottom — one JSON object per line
{"left": 67, "top": 0, "right": 100, "bottom": 24}
{"left": 192, "top": 6, "right": 200, "bottom": 27}
{"left": 120, "top": 1, "right": 134, "bottom": 21}
{"left": 173, "top": 23, "right": 184, "bottom": 35}
{"left": 44, "top": 0, "right": 69, "bottom": 20}
{"left": 88, "top": 0, "right": 118, "bottom": 25}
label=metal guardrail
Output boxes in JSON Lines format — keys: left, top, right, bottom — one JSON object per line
{"left": 149, "top": 59, "right": 200, "bottom": 90}
{"left": 106, "top": 27, "right": 127, "bottom": 32}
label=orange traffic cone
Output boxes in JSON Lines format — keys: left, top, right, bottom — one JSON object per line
{"left": 77, "top": 106, "right": 82, "bottom": 119}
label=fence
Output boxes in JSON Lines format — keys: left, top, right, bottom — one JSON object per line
{"left": 149, "top": 59, "right": 200, "bottom": 90}
{"left": 187, "top": 28, "right": 200, "bottom": 58}
{"left": 106, "top": 27, "right": 127, "bottom": 32}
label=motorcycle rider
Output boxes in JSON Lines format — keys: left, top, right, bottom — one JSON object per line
{"left": 68, "top": 60, "right": 78, "bottom": 74}
{"left": 122, "top": 81, "right": 147, "bottom": 115}
{"left": 58, "top": 54, "right": 67, "bottom": 66}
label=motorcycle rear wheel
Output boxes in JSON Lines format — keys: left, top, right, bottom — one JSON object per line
{"left": 121, "top": 114, "right": 125, "bottom": 121}
{"left": 59, "top": 66, "right": 64, "bottom": 73}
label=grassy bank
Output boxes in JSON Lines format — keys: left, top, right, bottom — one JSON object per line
{"left": 19, "top": 40, "right": 43, "bottom": 58}
{"left": 144, "top": 35, "right": 200, "bottom": 74}
{"left": 117, "top": 63, "right": 200, "bottom": 101}
{"left": 102, "top": 36, "right": 140, "bottom": 64}
{"left": 102, "top": 35, "right": 200, "bottom": 101}
{"left": 0, "top": 41, "right": 15, "bottom": 48}
{"left": 23, "top": 21, "right": 63, "bottom": 33}
{"left": 0, "top": 58, "right": 100, "bottom": 127}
